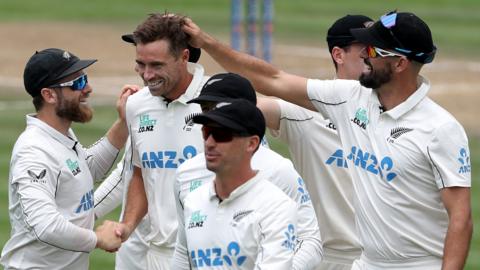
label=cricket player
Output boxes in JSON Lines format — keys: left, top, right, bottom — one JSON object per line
{"left": 184, "top": 10, "right": 473, "bottom": 270}
{"left": 257, "top": 15, "right": 373, "bottom": 270}
{"left": 173, "top": 73, "right": 323, "bottom": 269}
{"left": 103, "top": 13, "right": 209, "bottom": 270}
{"left": 172, "top": 99, "right": 298, "bottom": 270}
{"left": 0, "top": 48, "right": 134, "bottom": 269}
{"left": 93, "top": 41, "right": 202, "bottom": 270}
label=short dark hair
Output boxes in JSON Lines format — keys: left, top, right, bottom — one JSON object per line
{"left": 133, "top": 13, "right": 189, "bottom": 59}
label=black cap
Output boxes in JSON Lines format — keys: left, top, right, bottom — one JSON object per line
{"left": 188, "top": 73, "right": 257, "bottom": 105}
{"left": 350, "top": 11, "right": 436, "bottom": 64}
{"left": 121, "top": 34, "right": 201, "bottom": 63}
{"left": 193, "top": 99, "right": 265, "bottom": 139}
{"left": 326, "top": 14, "right": 373, "bottom": 52}
{"left": 23, "top": 48, "right": 97, "bottom": 97}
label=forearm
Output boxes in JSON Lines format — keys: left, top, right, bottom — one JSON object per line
{"left": 201, "top": 33, "right": 282, "bottom": 96}
{"left": 122, "top": 169, "right": 148, "bottom": 238}
{"left": 106, "top": 119, "right": 129, "bottom": 150}
{"left": 442, "top": 216, "right": 473, "bottom": 270}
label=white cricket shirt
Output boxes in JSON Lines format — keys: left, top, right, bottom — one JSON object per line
{"left": 307, "top": 77, "right": 471, "bottom": 261}
{"left": 172, "top": 173, "right": 298, "bottom": 270}
{"left": 126, "top": 63, "right": 208, "bottom": 248}
{"left": 1, "top": 114, "right": 119, "bottom": 269}
{"left": 174, "top": 145, "right": 322, "bottom": 269}
{"left": 273, "top": 99, "right": 361, "bottom": 263}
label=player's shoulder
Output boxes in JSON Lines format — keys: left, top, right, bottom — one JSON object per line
{"left": 252, "top": 146, "right": 295, "bottom": 171}
{"left": 126, "top": 87, "right": 152, "bottom": 106}
{"left": 176, "top": 154, "right": 207, "bottom": 181}
{"left": 255, "top": 178, "right": 297, "bottom": 209}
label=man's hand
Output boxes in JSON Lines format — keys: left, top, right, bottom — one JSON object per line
{"left": 95, "top": 220, "right": 123, "bottom": 252}
{"left": 183, "top": 17, "right": 209, "bottom": 49}
{"left": 116, "top": 84, "right": 140, "bottom": 122}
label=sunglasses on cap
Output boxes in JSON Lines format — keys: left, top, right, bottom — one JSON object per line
{"left": 202, "top": 126, "right": 249, "bottom": 143}
{"left": 380, "top": 11, "right": 436, "bottom": 63}
{"left": 366, "top": 45, "right": 405, "bottom": 58}
{"left": 49, "top": 74, "right": 88, "bottom": 91}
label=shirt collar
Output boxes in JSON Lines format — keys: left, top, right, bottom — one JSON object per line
{"left": 26, "top": 114, "right": 78, "bottom": 149}
{"left": 175, "top": 62, "right": 205, "bottom": 105}
{"left": 208, "top": 172, "right": 262, "bottom": 203}
{"left": 380, "top": 75, "right": 430, "bottom": 120}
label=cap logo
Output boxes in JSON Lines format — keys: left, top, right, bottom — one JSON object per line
{"left": 215, "top": 102, "right": 231, "bottom": 109}
{"left": 206, "top": 78, "right": 223, "bottom": 86}
{"left": 364, "top": 21, "right": 374, "bottom": 28}
{"left": 62, "top": 51, "right": 71, "bottom": 60}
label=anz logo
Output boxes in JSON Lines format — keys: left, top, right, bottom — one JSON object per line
{"left": 281, "top": 224, "right": 296, "bottom": 251}
{"left": 297, "top": 177, "right": 311, "bottom": 204}
{"left": 458, "top": 148, "right": 471, "bottom": 174}
{"left": 326, "top": 146, "right": 397, "bottom": 181}
{"left": 76, "top": 189, "right": 94, "bottom": 213}
{"left": 141, "top": 145, "right": 197, "bottom": 169}
{"left": 190, "top": 241, "right": 247, "bottom": 268}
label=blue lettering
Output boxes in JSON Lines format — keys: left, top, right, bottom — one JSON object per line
{"left": 197, "top": 249, "right": 211, "bottom": 267}
{"left": 366, "top": 155, "right": 379, "bottom": 174}
{"left": 164, "top": 151, "right": 177, "bottom": 168}
{"left": 190, "top": 251, "right": 197, "bottom": 268}
{"left": 354, "top": 149, "right": 369, "bottom": 169}
{"left": 212, "top": 248, "right": 223, "bottom": 266}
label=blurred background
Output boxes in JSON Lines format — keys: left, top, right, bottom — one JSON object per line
{"left": 0, "top": 0, "right": 478, "bottom": 269}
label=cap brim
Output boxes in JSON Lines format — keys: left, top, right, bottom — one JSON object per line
{"left": 121, "top": 33, "right": 201, "bottom": 63}
{"left": 57, "top": 59, "right": 97, "bottom": 82}
{"left": 187, "top": 95, "right": 230, "bottom": 104}
{"left": 193, "top": 114, "right": 245, "bottom": 133}
{"left": 350, "top": 27, "right": 389, "bottom": 49}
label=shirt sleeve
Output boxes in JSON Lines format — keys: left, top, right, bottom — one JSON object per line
{"left": 94, "top": 157, "right": 124, "bottom": 219}
{"left": 271, "top": 99, "right": 316, "bottom": 141}
{"left": 255, "top": 194, "right": 298, "bottom": 270}
{"left": 266, "top": 159, "right": 323, "bottom": 269}
{"left": 85, "top": 136, "right": 119, "bottom": 181}
{"left": 11, "top": 149, "right": 97, "bottom": 252}
{"left": 306, "top": 79, "right": 359, "bottom": 122}
{"left": 427, "top": 121, "right": 471, "bottom": 188}
{"left": 171, "top": 171, "right": 191, "bottom": 270}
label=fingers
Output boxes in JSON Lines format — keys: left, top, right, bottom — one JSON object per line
{"left": 95, "top": 220, "right": 124, "bottom": 252}
{"left": 116, "top": 84, "right": 140, "bottom": 121}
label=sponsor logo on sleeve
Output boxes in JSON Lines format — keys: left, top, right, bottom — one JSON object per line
{"left": 281, "top": 224, "right": 296, "bottom": 251}
{"left": 28, "top": 169, "right": 47, "bottom": 184}
{"left": 297, "top": 177, "right": 311, "bottom": 204}
{"left": 458, "top": 147, "right": 471, "bottom": 174}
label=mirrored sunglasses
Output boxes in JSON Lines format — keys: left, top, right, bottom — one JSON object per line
{"left": 50, "top": 74, "right": 88, "bottom": 91}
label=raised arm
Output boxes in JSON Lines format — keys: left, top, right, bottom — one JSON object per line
{"left": 183, "top": 18, "right": 316, "bottom": 111}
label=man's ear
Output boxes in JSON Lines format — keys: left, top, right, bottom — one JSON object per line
{"left": 331, "top": 46, "right": 345, "bottom": 65}
{"left": 40, "top": 88, "right": 57, "bottom": 104}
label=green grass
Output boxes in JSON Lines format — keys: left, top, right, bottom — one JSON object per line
{"left": 0, "top": 0, "right": 479, "bottom": 58}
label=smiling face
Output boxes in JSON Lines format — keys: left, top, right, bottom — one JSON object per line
{"left": 134, "top": 39, "right": 188, "bottom": 99}
{"left": 54, "top": 71, "right": 93, "bottom": 123}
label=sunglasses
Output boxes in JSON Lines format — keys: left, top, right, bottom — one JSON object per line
{"left": 49, "top": 74, "right": 88, "bottom": 91}
{"left": 202, "top": 126, "right": 247, "bottom": 143}
{"left": 380, "top": 11, "right": 436, "bottom": 63}
{"left": 366, "top": 45, "right": 405, "bottom": 58}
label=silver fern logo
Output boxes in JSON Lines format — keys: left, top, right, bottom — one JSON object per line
{"left": 387, "top": 127, "right": 413, "bottom": 143}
